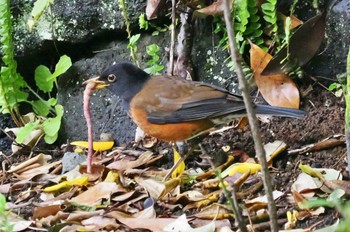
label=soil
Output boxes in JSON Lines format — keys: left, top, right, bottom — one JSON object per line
{"left": 0, "top": 83, "right": 346, "bottom": 231}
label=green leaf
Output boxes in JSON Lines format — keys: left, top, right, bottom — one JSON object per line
{"left": 31, "top": 98, "right": 56, "bottom": 117}
{"left": 32, "top": 100, "right": 50, "bottom": 116}
{"left": 44, "top": 133, "right": 58, "bottom": 144}
{"left": 31, "top": 0, "right": 53, "bottom": 20}
{"left": 261, "top": 3, "right": 275, "bottom": 11}
{"left": 42, "top": 104, "right": 63, "bottom": 144}
{"left": 300, "top": 198, "right": 335, "bottom": 209}
{"left": 51, "top": 55, "right": 72, "bottom": 79}
{"left": 16, "top": 121, "right": 40, "bottom": 144}
{"left": 35, "top": 65, "right": 53, "bottom": 93}
{"left": 328, "top": 189, "right": 345, "bottom": 203}
{"left": 138, "top": 13, "right": 148, "bottom": 30}
{"left": 128, "top": 34, "right": 141, "bottom": 47}
{"left": 328, "top": 82, "right": 340, "bottom": 91}
{"left": 0, "top": 193, "right": 5, "bottom": 213}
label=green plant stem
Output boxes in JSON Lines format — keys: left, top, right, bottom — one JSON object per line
{"left": 222, "top": 0, "right": 278, "bottom": 231}
{"left": 26, "top": 85, "right": 56, "bottom": 115}
{"left": 48, "top": 5, "right": 59, "bottom": 57}
{"left": 119, "top": 0, "right": 139, "bottom": 67}
{"left": 217, "top": 169, "right": 246, "bottom": 231}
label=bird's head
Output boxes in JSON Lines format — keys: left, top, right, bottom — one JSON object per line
{"left": 84, "top": 62, "right": 150, "bottom": 103}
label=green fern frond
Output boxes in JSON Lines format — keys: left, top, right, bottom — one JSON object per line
{"left": 0, "top": 0, "right": 28, "bottom": 124}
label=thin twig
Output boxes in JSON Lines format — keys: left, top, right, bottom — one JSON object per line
{"left": 200, "top": 144, "right": 247, "bottom": 232}
{"left": 168, "top": 0, "right": 176, "bottom": 75}
{"left": 222, "top": 0, "right": 278, "bottom": 231}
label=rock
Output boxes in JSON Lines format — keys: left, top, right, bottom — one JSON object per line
{"left": 61, "top": 152, "right": 86, "bottom": 174}
{"left": 11, "top": 0, "right": 146, "bottom": 57}
{"left": 0, "top": 114, "right": 15, "bottom": 154}
{"left": 306, "top": 0, "right": 350, "bottom": 77}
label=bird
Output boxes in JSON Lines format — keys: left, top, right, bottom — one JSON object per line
{"left": 86, "top": 61, "right": 304, "bottom": 139}
{"left": 84, "top": 62, "right": 304, "bottom": 173}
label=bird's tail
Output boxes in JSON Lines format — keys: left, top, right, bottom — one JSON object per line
{"left": 255, "top": 105, "right": 306, "bottom": 118}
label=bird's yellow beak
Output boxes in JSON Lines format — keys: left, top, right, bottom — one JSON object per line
{"left": 83, "top": 76, "right": 109, "bottom": 89}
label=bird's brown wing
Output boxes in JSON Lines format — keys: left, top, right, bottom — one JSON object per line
{"left": 131, "top": 76, "right": 247, "bottom": 124}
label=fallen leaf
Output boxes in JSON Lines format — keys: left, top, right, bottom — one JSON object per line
{"left": 44, "top": 176, "right": 89, "bottom": 192}
{"left": 264, "top": 140, "right": 287, "bottom": 163}
{"left": 8, "top": 153, "right": 49, "bottom": 173}
{"left": 70, "top": 182, "right": 120, "bottom": 206}
{"left": 193, "top": 204, "right": 233, "bottom": 220}
{"left": 163, "top": 214, "right": 215, "bottom": 232}
{"left": 172, "top": 148, "right": 185, "bottom": 178}
{"left": 262, "top": 12, "right": 326, "bottom": 75}
{"left": 279, "top": 13, "right": 303, "bottom": 30}
{"left": 146, "top": 0, "right": 165, "bottom": 20}
{"left": 71, "top": 141, "right": 114, "bottom": 151}
{"left": 107, "top": 151, "right": 161, "bottom": 171}
{"left": 250, "top": 42, "right": 300, "bottom": 109}
{"left": 16, "top": 160, "right": 61, "bottom": 181}
{"left": 81, "top": 215, "right": 118, "bottom": 230}
{"left": 194, "top": 0, "right": 228, "bottom": 16}
{"left": 222, "top": 162, "right": 261, "bottom": 177}
{"left": 33, "top": 204, "right": 62, "bottom": 219}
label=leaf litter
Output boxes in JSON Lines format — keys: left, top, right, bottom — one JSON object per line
{"left": 0, "top": 84, "right": 347, "bottom": 231}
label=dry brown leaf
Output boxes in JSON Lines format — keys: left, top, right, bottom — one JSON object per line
{"left": 15, "top": 160, "right": 61, "bottom": 181}
{"left": 4, "top": 212, "right": 32, "bottom": 231}
{"left": 194, "top": 0, "right": 227, "bottom": 16}
{"left": 81, "top": 215, "right": 118, "bottom": 230}
{"left": 0, "top": 183, "right": 11, "bottom": 194}
{"left": 36, "top": 211, "right": 69, "bottom": 227}
{"left": 112, "top": 190, "right": 136, "bottom": 202}
{"left": 33, "top": 204, "right": 62, "bottom": 220}
{"left": 163, "top": 214, "right": 215, "bottom": 232}
{"left": 193, "top": 203, "right": 233, "bottom": 220}
{"left": 262, "top": 13, "right": 326, "bottom": 75}
{"left": 70, "top": 182, "right": 120, "bottom": 206}
{"left": 107, "top": 151, "right": 161, "bottom": 171}
{"left": 116, "top": 217, "right": 177, "bottom": 231}
{"left": 146, "top": 0, "right": 164, "bottom": 20}
{"left": 184, "top": 190, "right": 221, "bottom": 211}
{"left": 279, "top": 13, "right": 303, "bottom": 30}
{"left": 66, "top": 210, "right": 104, "bottom": 222}
{"left": 135, "top": 176, "right": 166, "bottom": 199}
{"left": 191, "top": 219, "right": 232, "bottom": 231}
{"left": 324, "top": 180, "right": 350, "bottom": 196}
{"left": 250, "top": 43, "right": 300, "bottom": 109}
{"left": 8, "top": 153, "right": 49, "bottom": 173}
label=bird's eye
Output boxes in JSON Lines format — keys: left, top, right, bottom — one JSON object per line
{"left": 107, "top": 74, "right": 117, "bottom": 82}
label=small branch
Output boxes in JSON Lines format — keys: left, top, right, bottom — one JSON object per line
{"left": 218, "top": 170, "right": 246, "bottom": 231}
{"left": 168, "top": 0, "right": 176, "bottom": 75}
{"left": 345, "top": 46, "right": 350, "bottom": 174}
{"left": 174, "top": 7, "right": 194, "bottom": 79}
{"left": 222, "top": 0, "right": 278, "bottom": 231}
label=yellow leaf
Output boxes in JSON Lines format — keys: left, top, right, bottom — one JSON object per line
{"left": 171, "top": 148, "right": 185, "bottom": 179}
{"left": 227, "top": 163, "right": 261, "bottom": 176}
{"left": 71, "top": 141, "right": 114, "bottom": 151}
{"left": 44, "top": 176, "right": 89, "bottom": 192}
{"left": 299, "top": 164, "right": 325, "bottom": 181}
{"left": 105, "top": 171, "right": 119, "bottom": 182}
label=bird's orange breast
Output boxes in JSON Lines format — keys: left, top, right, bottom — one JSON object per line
{"left": 130, "top": 107, "right": 214, "bottom": 142}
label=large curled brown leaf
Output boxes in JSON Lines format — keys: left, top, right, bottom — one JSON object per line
{"left": 262, "top": 12, "right": 326, "bottom": 75}
{"left": 250, "top": 43, "right": 300, "bottom": 109}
